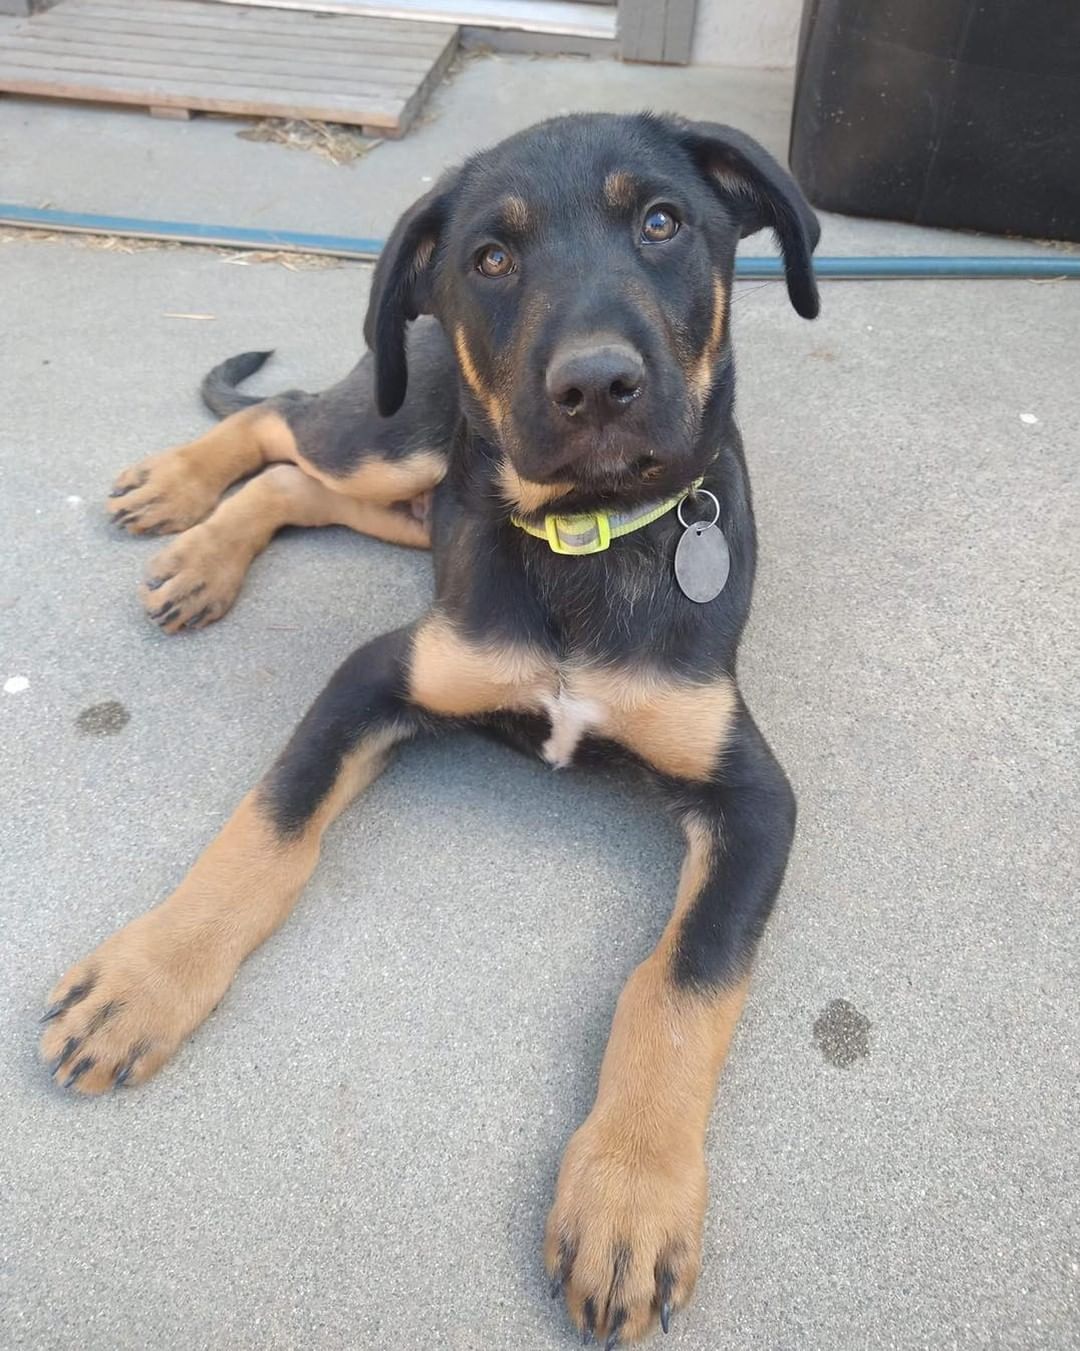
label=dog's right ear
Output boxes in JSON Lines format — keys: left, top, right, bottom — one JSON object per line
{"left": 364, "top": 173, "right": 458, "bottom": 417}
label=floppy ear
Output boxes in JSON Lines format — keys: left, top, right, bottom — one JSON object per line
{"left": 677, "top": 121, "right": 821, "bottom": 319}
{"left": 364, "top": 174, "right": 458, "bottom": 416}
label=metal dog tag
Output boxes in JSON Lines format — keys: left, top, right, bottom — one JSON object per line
{"left": 675, "top": 521, "right": 730, "bottom": 603}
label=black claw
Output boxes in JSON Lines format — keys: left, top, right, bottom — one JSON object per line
{"left": 660, "top": 1302, "right": 672, "bottom": 1334}
{"left": 156, "top": 606, "right": 182, "bottom": 627}
{"left": 50, "top": 1036, "right": 81, "bottom": 1076}
{"left": 40, "top": 1002, "right": 64, "bottom": 1023}
{"left": 145, "top": 576, "right": 168, "bottom": 591}
{"left": 183, "top": 607, "right": 211, "bottom": 630}
{"left": 112, "top": 510, "right": 134, "bottom": 526}
{"left": 113, "top": 1065, "right": 132, "bottom": 1088}
{"left": 582, "top": 1296, "right": 597, "bottom": 1345}
{"left": 148, "top": 599, "right": 174, "bottom": 620}
{"left": 109, "top": 485, "right": 132, "bottom": 498}
{"left": 605, "top": 1309, "right": 625, "bottom": 1349}
{"left": 63, "top": 1056, "right": 95, "bottom": 1088}
{"left": 65, "top": 977, "right": 96, "bottom": 1006}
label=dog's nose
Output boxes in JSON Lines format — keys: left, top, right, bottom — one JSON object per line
{"left": 546, "top": 341, "right": 645, "bottom": 421}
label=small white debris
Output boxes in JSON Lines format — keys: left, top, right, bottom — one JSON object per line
{"left": 4, "top": 675, "right": 30, "bottom": 694}
{"left": 420, "top": 175, "right": 433, "bottom": 183}
{"left": 1019, "top": 412, "right": 1039, "bottom": 425}
{"left": 66, "top": 495, "right": 83, "bottom": 506}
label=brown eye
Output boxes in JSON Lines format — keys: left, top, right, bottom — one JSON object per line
{"left": 641, "top": 207, "right": 679, "bottom": 243}
{"left": 477, "top": 244, "right": 515, "bottom": 277}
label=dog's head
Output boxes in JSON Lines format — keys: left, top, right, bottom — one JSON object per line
{"left": 365, "top": 113, "right": 819, "bottom": 514}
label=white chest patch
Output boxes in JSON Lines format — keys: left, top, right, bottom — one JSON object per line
{"left": 539, "top": 689, "right": 606, "bottom": 769}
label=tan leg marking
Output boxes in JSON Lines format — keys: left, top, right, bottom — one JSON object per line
{"left": 108, "top": 406, "right": 297, "bottom": 535}
{"left": 294, "top": 448, "right": 447, "bottom": 509}
{"left": 546, "top": 817, "right": 749, "bottom": 1342}
{"left": 141, "top": 464, "right": 432, "bottom": 633}
{"left": 40, "top": 727, "right": 405, "bottom": 1094}
{"left": 408, "top": 613, "right": 555, "bottom": 717}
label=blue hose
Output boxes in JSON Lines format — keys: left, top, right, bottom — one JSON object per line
{"left": 1, "top": 203, "right": 1078, "bottom": 277}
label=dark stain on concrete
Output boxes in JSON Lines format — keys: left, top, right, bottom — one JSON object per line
{"left": 76, "top": 700, "right": 131, "bottom": 736}
{"left": 813, "top": 998, "right": 871, "bottom": 1068}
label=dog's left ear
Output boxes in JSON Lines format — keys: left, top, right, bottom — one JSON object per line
{"left": 676, "top": 121, "right": 821, "bottom": 319}
{"left": 364, "top": 172, "right": 459, "bottom": 416}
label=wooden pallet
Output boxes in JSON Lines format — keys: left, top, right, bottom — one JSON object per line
{"left": 0, "top": 0, "right": 459, "bottom": 135}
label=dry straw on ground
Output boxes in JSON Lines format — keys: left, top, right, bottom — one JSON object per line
{"left": 0, "top": 227, "right": 346, "bottom": 269}
{"left": 235, "top": 118, "right": 381, "bottom": 165}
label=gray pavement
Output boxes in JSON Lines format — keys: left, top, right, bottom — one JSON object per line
{"left": 2, "top": 53, "right": 1079, "bottom": 1351}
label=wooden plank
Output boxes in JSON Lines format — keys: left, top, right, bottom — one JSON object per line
{"left": 0, "top": 48, "right": 426, "bottom": 96}
{"left": 212, "top": 0, "right": 616, "bottom": 40}
{"left": 618, "top": 0, "right": 664, "bottom": 62}
{"left": 393, "top": 8, "right": 458, "bottom": 133}
{"left": 0, "top": 0, "right": 460, "bottom": 133}
{"left": 29, "top": 9, "right": 451, "bottom": 48}
{"left": 148, "top": 104, "right": 191, "bottom": 119}
{"left": 9, "top": 38, "right": 433, "bottom": 88}
{"left": 24, "top": 14, "right": 451, "bottom": 57}
{"left": 0, "top": 65, "right": 406, "bottom": 124}
{"left": 51, "top": 0, "right": 455, "bottom": 46}
{"left": 619, "top": 0, "right": 696, "bottom": 65}
{"left": 19, "top": 21, "right": 442, "bottom": 66}
{"left": 661, "top": 0, "right": 696, "bottom": 63}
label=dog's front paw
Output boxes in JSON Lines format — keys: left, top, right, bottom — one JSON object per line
{"left": 39, "top": 911, "right": 235, "bottom": 1094}
{"left": 108, "top": 450, "right": 222, "bottom": 536}
{"left": 545, "top": 1113, "right": 707, "bottom": 1344}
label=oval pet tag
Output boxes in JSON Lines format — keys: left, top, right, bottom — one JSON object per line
{"left": 674, "top": 490, "right": 730, "bottom": 603}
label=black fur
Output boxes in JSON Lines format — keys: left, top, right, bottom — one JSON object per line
{"left": 218, "top": 113, "right": 818, "bottom": 995}
{"left": 201, "top": 349, "right": 275, "bottom": 417}
{"left": 260, "top": 627, "right": 417, "bottom": 837}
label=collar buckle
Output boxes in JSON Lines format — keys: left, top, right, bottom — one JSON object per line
{"left": 545, "top": 511, "right": 612, "bottom": 555}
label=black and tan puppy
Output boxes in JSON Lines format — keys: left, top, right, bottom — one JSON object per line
{"left": 41, "top": 114, "right": 819, "bottom": 1344}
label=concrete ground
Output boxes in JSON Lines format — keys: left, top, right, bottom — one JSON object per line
{"left": 1, "top": 51, "right": 1078, "bottom": 1351}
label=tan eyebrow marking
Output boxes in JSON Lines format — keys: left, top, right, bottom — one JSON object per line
{"left": 500, "top": 195, "right": 530, "bottom": 232}
{"left": 603, "top": 171, "right": 639, "bottom": 210}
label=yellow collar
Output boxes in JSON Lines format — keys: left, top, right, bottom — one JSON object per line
{"left": 511, "top": 478, "right": 704, "bottom": 556}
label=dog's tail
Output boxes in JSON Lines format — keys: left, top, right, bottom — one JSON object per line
{"left": 200, "top": 349, "right": 275, "bottom": 418}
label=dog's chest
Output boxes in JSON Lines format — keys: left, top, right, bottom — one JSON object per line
{"left": 538, "top": 685, "right": 606, "bottom": 769}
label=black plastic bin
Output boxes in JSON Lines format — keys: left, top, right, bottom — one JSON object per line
{"left": 789, "top": 0, "right": 1080, "bottom": 242}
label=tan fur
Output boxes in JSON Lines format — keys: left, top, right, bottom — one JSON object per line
{"left": 545, "top": 815, "right": 748, "bottom": 1342}
{"left": 568, "top": 665, "right": 736, "bottom": 781}
{"left": 39, "top": 725, "right": 406, "bottom": 1094}
{"left": 410, "top": 618, "right": 735, "bottom": 779}
{"left": 409, "top": 615, "right": 555, "bottom": 717}
{"left": 496, "top": 459, "right": 575, "bottom": 516}
{"left": 501, "top": 195, "right": 530, "bottom": 232}
{"left": 111, "top": 408, "right": 444, "bottom": 548}
{"left": 453, "top": 326, "right": 505, "bottom": 432}
{"left": 690, "top": 277, "right": 728, "bottom": 403}
{"left": 140, "top": 465, "right": 432, "bottom": 632}
{"left": 108, "top": 406, "right": 298, "bottom": 535}
{"left": 603, "top": 171, "right": 638, "bottom": 210}
{"left": 295, "top": 448, "right": 446, "bottom": 508}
